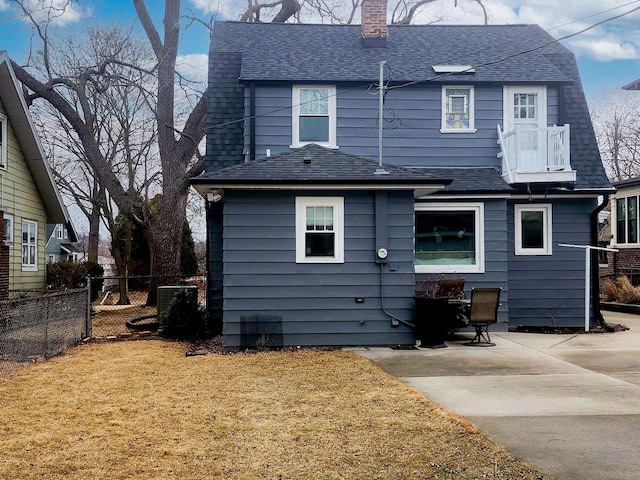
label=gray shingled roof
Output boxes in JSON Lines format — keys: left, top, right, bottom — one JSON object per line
{"left": 411, "top": 167, "right": 514, "bottom": 193}
{"left": 210, "top": 22, "right": 574, "bottom": 84}
{"left": 193, "top": 144, "right": 451, "bottom": 186}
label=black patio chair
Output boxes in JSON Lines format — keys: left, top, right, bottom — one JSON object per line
{"left": 463, "top": 287, "right": 502, "bottom": 347}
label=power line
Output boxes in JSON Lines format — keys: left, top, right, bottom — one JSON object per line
{"left": 206, "top": 1, "right": 640, "bottom": 132}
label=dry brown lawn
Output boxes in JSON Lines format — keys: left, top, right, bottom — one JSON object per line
{"left": 0, "top": 341, "right": 551, "bottom": 479}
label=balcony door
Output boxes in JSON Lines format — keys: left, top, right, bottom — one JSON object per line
{"left": 503, "top": 86, "right": 547, "bottom": 171}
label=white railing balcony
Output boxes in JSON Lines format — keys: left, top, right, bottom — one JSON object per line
{"left": 497, "top": 124, "right": 576, "bottom": 184}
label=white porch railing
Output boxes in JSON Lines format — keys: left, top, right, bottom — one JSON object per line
{"left": 497, "top": 124, "right": 575, "bottom": 184}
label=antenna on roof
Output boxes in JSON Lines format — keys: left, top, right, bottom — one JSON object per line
{"left": 376, "top": 60, "right": 390, "bottom": 175}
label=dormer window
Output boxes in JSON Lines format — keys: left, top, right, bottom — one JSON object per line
{"left": 292, "top": 85, "right": 337, "bottom": 148}
{"left": 441, "top": 86, "right": 476, "bottom": 133}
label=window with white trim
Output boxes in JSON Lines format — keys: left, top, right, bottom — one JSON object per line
{"left": 47, "top": 254, "right": 56, "bottom": 263}
{"left": 3, "top": 213, "right": 13, "bottom": 243}
{"left": 0, "top": 114, "right": 7, "bottom": 168}
{"left": 515, "top": 204, "right": 553, "bottom": 255}
{"left": 415, "top": 203, "right": 484, "bottom": 273}
{"left": 22, "top": 220, "right": 37, "bottom": 271}
{"left": 292, "top": 86, "right": 337, "bottom": 148}
{"left": 56, "top": 225, "right": 63, "bottom": 239}
{"left": 296, "top": 197, "right": 344, "bottom": 263}
{"left": 441, "top": 86, "right": 476, "bottom": 133}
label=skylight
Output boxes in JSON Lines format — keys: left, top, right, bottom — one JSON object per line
{"left": 432, "top": 65, "right": 475, "bottom": 74}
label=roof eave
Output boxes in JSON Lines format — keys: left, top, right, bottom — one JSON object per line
{"left": 0, "top": 53, "right": 68, "bottom": 224}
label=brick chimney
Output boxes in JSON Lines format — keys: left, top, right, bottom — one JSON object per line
{"left": 361, "top": 0, "right": 388, "bottom": 48}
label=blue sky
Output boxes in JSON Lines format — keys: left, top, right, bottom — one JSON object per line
{"left": 0, "top": 0, "right": 638, "bottom": 100}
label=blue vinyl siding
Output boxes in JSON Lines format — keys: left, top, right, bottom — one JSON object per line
{"left": 507, "top": 198, "right": 597, "bottom": 327}
{"left": 221, "top": 189, "right": 416, "bottom": 348}
{"left": 415, "top": 199, "right": 509, "bottom": 327}
{"left": 249, "top": 84, "right": 559, "bottom": 168}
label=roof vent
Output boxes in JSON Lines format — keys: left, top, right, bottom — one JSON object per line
{"left": 303, "top": 155, "right": 312, "bottom": 164}
{"left": 374, "top": 168, "right": 390, "bottom": 175}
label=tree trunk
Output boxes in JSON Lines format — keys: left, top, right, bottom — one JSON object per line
{"left": 146, "top": 190, "right": 188, "bottom": 306}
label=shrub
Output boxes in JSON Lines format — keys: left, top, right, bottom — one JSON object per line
{"left": 601, "top": 276, "right": 640, "bottom": 304}
{"left": 47, "top": 261, "right": 87, "bottom": 290}
{"left": 159, "top": 289, "right": 209, "bottom": 339}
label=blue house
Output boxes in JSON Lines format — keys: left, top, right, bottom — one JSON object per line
{"left": 192, "top": 0, "right": 613, "bottom": 349}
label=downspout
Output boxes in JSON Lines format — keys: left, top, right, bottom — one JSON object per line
{"left": 592, "top": 194, "right": 613, "bottom": 331}
{"left": 249, "top": 83, "right": 256, "bottom": 162}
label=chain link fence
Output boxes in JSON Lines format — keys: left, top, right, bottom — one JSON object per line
{"left": 0, "top": 289, "right": 88, "bottom": 377}
{"left": 90, "top": 275, "right": 206, "bottom": 338}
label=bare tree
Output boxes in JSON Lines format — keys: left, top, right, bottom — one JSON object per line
{"left": 10, "top": 0, "right": 487, "bottom": 305}
{"left": 590, "top": 89, "right": 640, "bottom": 181}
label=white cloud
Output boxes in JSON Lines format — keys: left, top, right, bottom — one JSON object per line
{"left": 570, "top": 38, "right": 638, "bottom": 61}
{"left": 16, "top": 0, "right": 90, "bottom": 26}
{"left": 176, "top": 53, "right": 208, "bottom": 85}
{"left": 0, "top": 1, "right": 9, "bottom": 11}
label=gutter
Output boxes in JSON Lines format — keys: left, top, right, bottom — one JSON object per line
{"left": 592, "top": 194, "right": 614, "bottom": 331}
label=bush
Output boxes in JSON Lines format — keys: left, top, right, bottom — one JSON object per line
{"left": 601, "top": 275, "right": 640, "bottom": 304}
{"left": 159, "top": 289, "right": 209, "bottom": 339}
{"left": 47, "top": 261, "right": 105, "bottom": 302}
{"left": 47, "top": 261, "right": 87, "bottom": 290}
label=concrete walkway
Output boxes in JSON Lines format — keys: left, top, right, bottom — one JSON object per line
{"left": 355, "top": 311, "right": 640, "bottom": 480}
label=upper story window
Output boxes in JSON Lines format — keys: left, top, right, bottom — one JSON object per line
{"left": 3, "top": 213, "right": 13, "bottom": 243}
{"left": 441, "top": 86, "right": 476, "bottom": 133}
{"left": 415, "top": 202, "right": 485, "bottom": 274}
{"left": 614, "top": 195, "right": 639, "bottom": 246}
{"left": 22, "top": 220, "right": 37, "bottom": 271}
{"left": 0, "top": 114, "right": 7, "bottom": 169}
{"left": 514, "top": 204, "right": 553, "bottom": 255}
{"left": 56, "top": 225, "right": 63, "bottom": 239}
{"left": 292, "top": 85, "right": 337, "bottom": 148}
{"left": 295, "top": 196, "right": 344, "bottom": 263}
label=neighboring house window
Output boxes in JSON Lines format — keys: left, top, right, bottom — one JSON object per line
{"left": 291, "top": 85, "right": 337, "bottom": 148}
{"left": 22, "top": 220, "right": 37, "bottom": 271}
{"left": 514, "top": 204, "right": 553, "bottom": 255}
{"left": 0, "top": 114, "right": 6, "bottom": 168}
{"left": 415, "top": 203, "right": 484, "bottom": 273}
{"left": 56, "top": 225, "right": 63, "bottom": 239}
{"left": 615, "top": 195, "right": 640, "bottom": 245}
{"left": 47, "top": 254, "right": 56, "bottom": 263}
{"left": 3, "top": 213, "right": 13, "bottom": 243}
{"left": 295, "top": 197, "right": 344, "bottom": 263}
{"left": 441, "top": 86, "right": 476, "bottom": 133}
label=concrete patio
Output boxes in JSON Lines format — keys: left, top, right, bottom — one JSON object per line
{"left": 355, "top": 311, "right": 640, "bottom": 480}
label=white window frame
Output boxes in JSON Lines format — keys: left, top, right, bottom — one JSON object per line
{"left": 3, "top": 213, "right": 13, "bottom": 243}
{"left": 291, "top": 85, "right": 337, "bottom": 148}
{"left": 441, "top": 86, "right": 476, "bottom": 133}
{"left": 0, "top": 113, "right": 7, "bottom": 169}
{"left": 47, "top": 254, "right": 56, "bottom": 263}
{"left": 514, "top": 204, "right": 553, "bottom": 256}
{"left": 295, "top": 196, "right": 344, "bottom": 264}
{"left": 56, "top": 225, "right": 63, "bottom": 239}
{"left": 415, "top": 202, "right": 485, "bottom": 274}
{"left": 22, "top": 220, "right": 38, "bottom": 272}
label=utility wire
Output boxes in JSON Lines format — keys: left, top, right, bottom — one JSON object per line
{"left": 206, "top": 1, "right": 640, "bottom": 132}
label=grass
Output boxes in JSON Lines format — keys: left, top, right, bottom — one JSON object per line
{"left": 0, "top": 341, "right": 551, "bottom": 479}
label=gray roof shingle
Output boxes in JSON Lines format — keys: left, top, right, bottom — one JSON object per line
{"left": 193, "top": 144, "right": 451, "bottom": 186}
{"left": 210, "top": 22, "right": 573, "bottom": 84}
